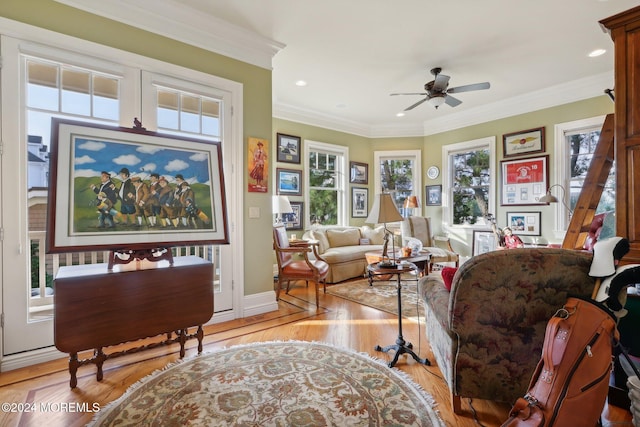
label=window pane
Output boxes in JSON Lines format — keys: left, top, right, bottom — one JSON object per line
{"left": 61, "top": 69, "right": 90, "bottom": 115}
{"left": 309, "top": 189, "right": 338, "bottom": 225}
{"left": 451, "top": 149, "right": 490, "bottom": 224}
{"left": 380, "top": 158, "right": 414, "bottom": 212}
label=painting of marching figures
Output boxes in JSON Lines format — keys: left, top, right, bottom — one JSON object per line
{"left": 46, "top": 119, "right": 229, "bottom": 253}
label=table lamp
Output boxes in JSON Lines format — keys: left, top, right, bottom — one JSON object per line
{"left": 366, "top": 192, "right": 403, "bottom": 267}
{"left": 272, "top": 195, "right": 293, "bottom": 224}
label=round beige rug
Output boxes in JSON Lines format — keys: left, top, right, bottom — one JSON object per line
{"left": 88, "top": 341, "right": 444, "bottom": 426}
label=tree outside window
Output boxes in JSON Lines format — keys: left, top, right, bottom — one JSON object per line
{"left": 380, "top": 158, "right": 414, "bottom": 215}
{"left": 451, "top": 149, "right": 490, "bottom": 224}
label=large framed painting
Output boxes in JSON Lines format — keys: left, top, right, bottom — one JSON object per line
{"left": 46, "top": 118, "right": 229, "bottom": 253}
{"left": 500, "top": 155, "right": 549, "bottom": 206}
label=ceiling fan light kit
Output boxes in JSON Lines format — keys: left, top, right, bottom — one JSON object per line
{"left": 391, "top": 67, "right": 490, "bottom": 111}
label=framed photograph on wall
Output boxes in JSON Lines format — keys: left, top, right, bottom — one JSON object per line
{"left": 472, "top": 230, "right": 497, "bottom": 256}
{"left": 502, "top": 127, "right": 545, "bottom": 158}
{"left": 425, "top": 185, "right": 442, "bottom": 206}
{"left": 276, "top": 168, "right": 302, "bottom": 196}
{"left": 506, "top": 211, "right": 541, "bottom": 236}
{"left": 500, "top": 155, "right": 548, "bottom": 206}
{"left": 46, "top": 118, "right": 229, "bottom": 253}
{"left": 283, "top": 201, "right": 303, "bottom": 230}
{"left": 349, "top": 161, "right": 368, "bottom": 184}
{"left": 276, "top": 133, "right": 301, "bottom": 164}
{"left": 351, "top": 187, "right": 368, "bottom": 217}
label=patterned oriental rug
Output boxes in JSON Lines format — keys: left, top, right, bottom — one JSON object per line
{"left": 88, "top": 341, "right": 444, "bottom": 427}
{"left": 326, "top": 278, "right": 425, "bottom": 322}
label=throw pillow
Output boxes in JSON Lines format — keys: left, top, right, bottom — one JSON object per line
{"left": 326, "top": 228, "right": 361, "bottom": 247}
{"left": 441, "top": 267, "right": 458, "bottom": 291}
{"left": 361, "top": 225, "right": 386, "bottom": 245}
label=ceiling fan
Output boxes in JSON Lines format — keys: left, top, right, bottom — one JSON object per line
{"left": 391, "top": 67, "right": 490, "bottom": 110}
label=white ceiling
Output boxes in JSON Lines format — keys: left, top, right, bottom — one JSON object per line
{"left": 57, "top": 0, "right": 639, "bottom": 137}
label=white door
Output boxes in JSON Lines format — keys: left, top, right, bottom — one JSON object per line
{"left": 1, "top": 35, "right": 240, "bottom": 358}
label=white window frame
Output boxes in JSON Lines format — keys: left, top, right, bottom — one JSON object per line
{"left": 303, "top": 140, "right": 348, "bottom": 227}
{"left": 552, "top": 115, "right": 606, "bottom": 239}
{"left": 442, "top": 136, "right": 496, "bottom": 229}
{"left": 372, "top": 150, "right": 422, "bottom": 212}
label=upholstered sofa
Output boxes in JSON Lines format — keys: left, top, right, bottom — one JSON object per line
{"left": 302, "top": 225, "right": 385, "bottom": 283}
{"left": 418, "top": 248, "right": 596, "bottom": 414}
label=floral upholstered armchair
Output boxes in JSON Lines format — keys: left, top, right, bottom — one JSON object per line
{"left": 418, "top": 248, "right": 596, "bottom": 414}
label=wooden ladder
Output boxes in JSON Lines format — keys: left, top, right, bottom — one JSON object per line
{"left": 561, "top": 113, "right": 615, "bottom": 250}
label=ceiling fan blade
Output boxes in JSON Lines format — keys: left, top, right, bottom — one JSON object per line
{"left": 447, "top": 82, "right": 490, "bottom": 94}
{"left": 404, "top": 97, "right": 429, "bottom": 111}
{"left": 444, "top": 95, "right": 462, "bottom": 107}
{"left": 432, "top": 73, "right": 450, "bottom": 92}
{"left": 390, "top": 92, "right": 428, "bottom": 96}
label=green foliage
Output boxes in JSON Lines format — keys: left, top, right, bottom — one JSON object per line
{"left": 452, "top": 149, "right": 490, "bottom": 224}
{"left": 30, "top": 242, "right": 53, "bottom": 290}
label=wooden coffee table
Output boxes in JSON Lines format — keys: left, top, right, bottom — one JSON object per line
{"left": 365, "top": 250, "right": 431, "bottom": 277}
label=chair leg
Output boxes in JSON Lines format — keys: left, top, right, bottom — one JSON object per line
{"left": 451, "top": 393, "right": 462, "bottom": 414}
{"left": 275, "top": 279, "right": 282, "bottom": 301}
{"left": 315, "top": 281, "right": 319, "bottom": 307}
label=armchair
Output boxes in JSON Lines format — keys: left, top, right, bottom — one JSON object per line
{"left": 418, "top": 248, "right": 596, "bottom": 413}
{"left": 273, "top": 224, "right": 329, "bottom": 306}
{"left": 400, "top": 216, "right": 459, "bottom": 272}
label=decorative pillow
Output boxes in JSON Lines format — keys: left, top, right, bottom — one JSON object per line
{"left": 326, "top": 228, "right": 361, "bottom": 247}
{"left": 441, "top": 267, "right": 458, "bottom": 291}
{"left": 361, "top": 225, "right": 386, "bottom": 245}
{"left": 309, "top": 229, "right": 330, "bottom": 254}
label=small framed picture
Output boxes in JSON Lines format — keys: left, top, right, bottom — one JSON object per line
{"left": 276, "top": 168, "right": 302, "bottom": 196}
{"left": 472, "top": 230, "right": 497, "bottom": 256}
{"left": 276, "top": 133, "right": 301, "bottom": 164}
{"left": 351, "top": 187, "right": 368, "bottom": 218}
{"left": 349, "top": 161, "right": 368, "bottom": 184}
{"left": 506, "top": 211, "right": 541, "bottom": 236}
{"left": 425, "top": 185, "right": 442, "bottom": 206}
{"left": 502, "top": 127, "right": 545, "bottom": 158}
{"left": 283, "top": 201, "right": 303, "bottom": 230}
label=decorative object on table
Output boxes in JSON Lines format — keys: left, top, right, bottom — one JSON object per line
{"left": 248, "top": 137, "right": 269, "bottom": 193}
{"left": 276, "top": 168, "right": 302, "bottom": 196}
{"left": 406, "top": 237, "right": 423, "bottom": 256}
{"left": 403, "top": 195, "right": 419, "bottom": 217}
{"left": 500, "top": 155, "right": 549, "bottom": 206}
{"left": 367, "top": 262, "right": 430, "bottom": 368}
{"left": 87, "top": 341, "right": 444, "bottom": 427}
{"left": 502, "top": 126, "right": 545, "bottom": 158}
{"left": 351, "top": 186, "right": 368, "bottom": 218}
{"left": 365, "top": 192, "right": 404, "bottom": 267}
{"left": 349, "top": 161, "right": 368, "bottom": 184}
{"left": 427, "top": 165, "right": 440, "bottom": 179}
{"left": 276, "top": 132, "right": 301, "bottom": 164}
{"left": 506, "top": 211, "right": 541, "bottom": 236}
{"left": 538, "top": 183, "right": 573, "bottom": 215}
{"left": 272, "top": 195, "right": 293, "bottom": 224}
{"left": 46, "top": 118, "right": 228, "bottom": 253}
{"left": 425, "top": 185, "right": 442, "bottom": 206}
{"left": 283, "top": 201, "right": 303, "bottom": 230}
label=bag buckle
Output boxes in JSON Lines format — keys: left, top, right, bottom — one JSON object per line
{"left": 523, "top": 393, "right": 539, "bottom": 407}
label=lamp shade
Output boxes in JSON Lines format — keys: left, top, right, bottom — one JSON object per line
{"left": 366, "top": 193, "right": 403, "bottom": 224}
{"left": 272, "top": 195, "right": 293, "bottom": 215}
{"left": 538, "top": 192, "right": 558, "bottom": 204}
{"left": 403, "top": 195, "right": 419, "bottom": 208}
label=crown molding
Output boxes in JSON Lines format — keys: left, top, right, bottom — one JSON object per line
{"left": 54, "top": 0, "right": 284, "bottom": 69}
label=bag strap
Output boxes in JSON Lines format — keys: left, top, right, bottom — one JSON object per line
{"left": 617, "top": 341, "right": 640, "bottom": 378}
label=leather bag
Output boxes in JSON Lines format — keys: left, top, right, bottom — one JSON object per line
{"left": 502, "top": 296, "right": 619, "bottom": 427}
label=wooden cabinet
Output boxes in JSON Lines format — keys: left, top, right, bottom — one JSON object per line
{"left": 601, "top": 6, "right": 640, "bottom": 264}
{"left": 54, "top": 255, "right": 214, "bottom": 387}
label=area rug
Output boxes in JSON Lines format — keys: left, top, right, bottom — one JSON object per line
{"left": 88, "top": 341, "right": 444, "bottom": 427}
{"left": 326, "top": 278, "right": 425, "bottom": 322}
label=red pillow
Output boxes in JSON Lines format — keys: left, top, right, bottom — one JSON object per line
{"left": 441, "top": 267, "right": 458, "bottom": 291}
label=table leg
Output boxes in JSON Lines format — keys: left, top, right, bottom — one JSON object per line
{"left": 375, "top": 273, "right": 430, "bottom": 368}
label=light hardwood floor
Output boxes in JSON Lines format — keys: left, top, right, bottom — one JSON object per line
{"left": 0, "top": 279, "right": 633, "bottom": 427}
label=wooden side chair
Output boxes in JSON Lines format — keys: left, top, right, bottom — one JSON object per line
{"left": 273, "top": 223, "right": 329, "bottom": 306}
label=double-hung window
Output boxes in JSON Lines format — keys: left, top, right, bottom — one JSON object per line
{"left": 305, "top": 141, "right": 348, "bottom": 226}
{"left": 373, "top": 150, "right": 422, "bottom": 217}
{"left": 442, "top": 137, "right": 495, "bottom": 226}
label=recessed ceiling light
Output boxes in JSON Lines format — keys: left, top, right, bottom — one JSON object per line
{"left": 396, "top": 112, "right": 405, "bottom": 117}
{"left": 295, "top": 80, "right": 307, "bottom": 87}
{"left": 589, "top": 49, "right": 606, "bottom": 57}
